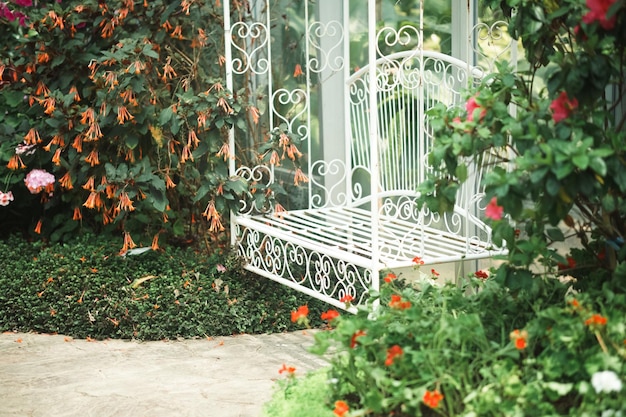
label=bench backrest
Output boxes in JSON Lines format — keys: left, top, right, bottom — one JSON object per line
{"left": 347, "top": 50, "right": 483, "bottom": 204}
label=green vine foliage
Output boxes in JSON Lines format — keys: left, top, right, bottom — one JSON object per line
{"left": 420, "top": 0, "right": 626, "bottom": 292}
{"left": 0, "top": 0, "right": 259, "bottom": 251}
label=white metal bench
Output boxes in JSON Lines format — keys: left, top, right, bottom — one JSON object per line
{"left": 223, "top": 1, "right": 507, "bottom": 310}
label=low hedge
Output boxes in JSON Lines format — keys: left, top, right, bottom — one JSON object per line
{"left": 0, "top": 235, "right": 325, "bottom": 340}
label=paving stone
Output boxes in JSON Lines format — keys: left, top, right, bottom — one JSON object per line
{"left": 0, "top": 331, "right": 328, "bottom": 417}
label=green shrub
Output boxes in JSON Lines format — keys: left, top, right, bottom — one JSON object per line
{"left": 0, "top": 0, "right": 264, "bottom": 248}
{"left": 419, "top": 0, "right": 626, "bottom": 292}
{"left": 0, "top": 235, "right": 326, "bottom": 339}
{"left": 287, "top": 276, "right": 626, "bottom": 416}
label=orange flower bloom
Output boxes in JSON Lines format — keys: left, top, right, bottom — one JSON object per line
{"left": 72, "top": 134, "right": 83, "bottom": 152}
{"left": 510, "top": 329, "right": 528, "bottom": 350}
{"left": 37, "top": 52, "right": 51, "bottom": 64}
{"left": 181, "top": 145, "right": 193, "bottom": 163}
{"left": 7, "top": 154, "right": 25, "bottom": 170}
{"left": 389, "top": 294, "right": 411, "bottom": 310}
{"left": 24, "top": 128, "right": 41, "bottom": 145}
{"left": 69, "top": 85, "right": 80, "bottom": 102}
{"left": 412, "top": 256, "right": 425, "bottom": 265}
{"left": 188, "top": 129, "right": 199, "bottom": 147}
{"left": 423, "top": 389, "right": 444, "bottom": 408}
{"left": 321, "top": 309, "right": 340, "bottom": 322}
{"left": 161, "top": 57, "right": 177, "bottom": 82}
{"left": 384, "top": 273, "right": 397, "bottom": 283}
{"left": 120, "top": 231, "right": 137, "bottom": 254}
{"left": 293, "top": 168, "right": 308, "bottom": 186}
{"left": 350, "top": 330, "right": 366, "bottom": 348}
{"left": 84, "top": 149, "right": 100, "bottom": 166}
{"left": 83, "top": 191, "right": 102, "bottom": 210}
{"left": 34, "top": 219, "right": 43, "bottom": 234}
{"left": 278, "top": 363, "right": 296, "bottom": 375}
{"left": 290, "top": 305, "right": 309, "bottom": 323}
{"left": 117, "top": 192, "right": 135, "bottom": 212}
{"left": 340, "top": 294, "right": 354, "bottom": 304}
{"left": 35, "top": 81, "right": 50, "bottom": 97}
{"left": 40, "top": 97, "right": 56, "bottom": 115}
{"left": 82, "top": 176, "right": 95, "bottom": 191}
{"left": 58, "top": 171, "right": 73, "bottom": 190}
{"left": 72, "top": 207, "right": 82, "bottom": 221}
{"left": 171, "top": 25, "right": 183, "bottom": 39}
{"left": 385, "top": 344, "right": 403, "bottom": 366}
{"left": 202, "top": 200, "right": 224, "bottom": 233}
{"left": 293, "top": 64, "right": 304, "bottom": 77}
{"left": 120, "top": 89, "right": 138, "bottom": 106}
{"left": 117, "top": 106, "right": 134, "bottom": 124}
{"left": 165, "top": 174, "right": 176, "bottom": 189}
{"left": 269, "top": 150, "right": 280, "bottom": 166}
{"left": 216, "top": 142, "right": 232, "bottom": 161}
{"left": 333, "top": 400, "right": 349, "bottom": 417}
{"left": 151, "top": 233, "right": 160, "bottom": 251}
{"left": 80, "top": 108, "right": 95, "bottom": 125}
{"left": 585, "top": 314, "right": 607, "bottom": 327}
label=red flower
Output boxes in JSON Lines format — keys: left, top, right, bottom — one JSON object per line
{"left": 350, "top": 330, "right": 366, "bottom": 348}
{"left": 423, "top": 389, "right": 444, "bottom": 408}
{"left": 385, "top": 345, "right": 404, "bottom": 366}
{"left": 582, "top": 0, "right": 617, "bottom": 29}
{"left": 585, "top": 313, "right": 607, "bottom": 327}
{"left": 389, "top": 294, "right": 411, "bottom": 310}
{"left": 278, "top": 363, "right": 296, "bottom": 375}
{"left": 290, "top": 305, "right": 309, "bottom": 323}
{"left": 384, "top": 272, "right": 397, "bottom": 283}
{"left": 474, "top": 270, "right": 489, "bottom": 279}
{"left": 412, "top": 256, "right": 425, "bottom": 265}
{"left": 485, "top": 197, "right": 504, "bottom": 220}
{"left": 509, "top": 329, "right": 528, "bottom": 350}
{"left": 321, "top": 309, "right": 340, "bottom": 321}
{"left": 340, "top": 294, "right": 354, "bottom": 304}
{"left": 466, "top": 95, "right": 486, "bottom": 122}
{"left": 333, "top": 400, "right": 350, "bottom": 417}
{"left": 557, "top": 256, "right": 576, "bottom": 271}
{"left": 550, "top": 91, "right": 579, "bottom": 123}
{"left": 431, "top": 269, "right": 439, "bottom": 277}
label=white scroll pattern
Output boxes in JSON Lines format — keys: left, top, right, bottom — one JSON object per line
{"left": 307, "top": 20, "right": 345, "bottom": 73}
{"left": 237, "top": 225, "right": 372, "bottom": 306}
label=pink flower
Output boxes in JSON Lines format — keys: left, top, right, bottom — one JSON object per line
{"left": 466, "top": 96, "right": 486, "bottom": 122}
{"left": 485, "top": 197, "right": 504, "bottom": 221}
{"left": 550, "top": 91, "right": 579, "bottom": 123}
{"left": 13, "top": 0, "right": 33, "bottom": 6}
{"left": 582, "top": 0, "right": 617, "bottom": 30}
{"left": 0, "top": 191, "right": 14, "bottom": 206}
{"left": 24, "top": 169, "right": 55, "bottom": 194}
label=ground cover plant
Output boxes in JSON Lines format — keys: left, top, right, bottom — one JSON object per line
{"left": 0, "top": 234, "right": 326, "bottom": 340}
{"left": 266, "top": 273, "right": 625, "bottom": 416}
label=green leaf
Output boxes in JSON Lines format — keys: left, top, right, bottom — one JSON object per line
{"left": 159, "top": 107, "right": 174, "bottom": 125}
{"left": 572, "top": 154, "right": 589, "bottom": 170}
{"left": 125, "top": 135, "right": 139, "bottom": 150}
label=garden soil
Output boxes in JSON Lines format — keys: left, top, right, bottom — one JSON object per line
{"left": 0, "top": 330, "right": 328, "bottom": 417}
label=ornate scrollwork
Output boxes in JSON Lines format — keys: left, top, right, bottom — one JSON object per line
{"left": 471, "top": 21, "right": 512, "bottom": 72}
{"left": 230, "top": 22, "right": 270, "bottom": 75}
{"left": 376, "top": 25, "right": 422, "bottom": 56}
{"left": 310, "top": 159, "right": 348, "bottom": 208}
{"left": 272, "top": 89, "right": 310, "bottom": 141}
{"left": 308, "top": 21, "right": 345, "bottom": 73}
{"left": 237, "top": 225, "right": 372, "bottom": 306}
{"left": 236, "top": 165, "right": 273, "bottom": 215}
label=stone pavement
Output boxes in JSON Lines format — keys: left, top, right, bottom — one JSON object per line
{"left": 0, "top": 330, "right": 328, "bottom": 417}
